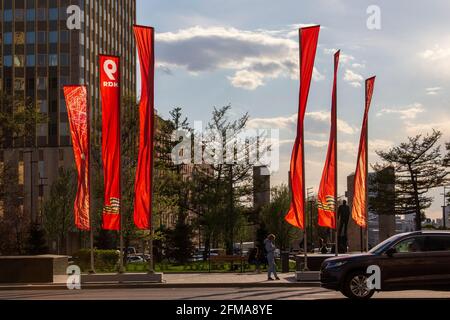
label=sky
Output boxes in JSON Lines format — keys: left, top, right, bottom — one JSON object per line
{"left": 136, "top": 0, "right": 450, "bottom": 219}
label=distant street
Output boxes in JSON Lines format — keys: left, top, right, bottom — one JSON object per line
{"left": 1, "top": 287, "right": 450, "bottom": 300}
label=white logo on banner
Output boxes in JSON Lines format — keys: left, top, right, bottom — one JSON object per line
{"left": 104, "top": 60, "right": 118, "bottom": 81}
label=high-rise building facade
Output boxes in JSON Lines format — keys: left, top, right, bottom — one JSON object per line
{"left": 0, "top": 0, "right": 136, "bottom": 228}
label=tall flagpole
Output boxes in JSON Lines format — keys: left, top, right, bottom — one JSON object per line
{"left": 148, "top": 28, "right": 156, "bottom": 274}
{"left": 87, "top": 88, "right": 95, "bottom": 273}
{"left": 365, "top": 94, "right": 369, "bottom": 253}
{"left": 334, "top": 51, "right": 339, "bottom": 257}
{"left": 118, "top": 57, "right": 125, "bottom": 274}
{"left": 302, "top": 129, "right": 308, "bottom": 271}
{"left": 148, "top": 112, "right": 156, "bottom": 274}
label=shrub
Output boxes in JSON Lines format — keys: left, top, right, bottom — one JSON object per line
{"left": 73, "top": 249, "right": 119, "bottom": 272}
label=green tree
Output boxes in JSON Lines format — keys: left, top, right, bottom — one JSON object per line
{"left": 0, "top": 159, "right": 29, "bottom": 255}
{"left": 260, "top": 185, "right": 300, "bottom": 250}
{"left": 42, "top": 168, "right": 76, "bottom": 254}
{"left": 165, "top": 217, "right": 195, "bottom": 264}
{"left": 376, "top": 130, "right": 448, "bottom": 230}
{"left": 369, "top": 166, "right": 396, "bottom": 216}
{"left": 0, "top": 93, "right": 47, "bottom": 148}
{"left": 26, "top": 223, "right": 48, "bottom": 255}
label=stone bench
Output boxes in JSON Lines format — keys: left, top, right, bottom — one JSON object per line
{"left": 0, "top": 255, "right": 68, "bottom": 284}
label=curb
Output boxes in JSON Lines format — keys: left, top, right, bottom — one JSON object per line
{"left": 0, "top": 282, "right": 321, "bottom": 291}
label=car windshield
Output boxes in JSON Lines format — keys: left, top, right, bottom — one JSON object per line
{"left": 369, "top": 234, "right": 405, "bottom": 254}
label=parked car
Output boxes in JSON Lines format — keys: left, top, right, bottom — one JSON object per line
{"left": 127, "top": 255, "right": 144, "bottom": 264}
{"left": 320, "top": 231, "right": 450, "bottom": 299}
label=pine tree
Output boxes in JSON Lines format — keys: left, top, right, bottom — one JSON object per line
{"left": 376, "top": 130, "right": 448, "bottom": 230}
{"left": 26, "top": 223, "right": 48, "bottom": 255}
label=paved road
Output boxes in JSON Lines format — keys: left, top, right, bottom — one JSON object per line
{"left": 1, "top": 287, "right": 450, "bottom": 300}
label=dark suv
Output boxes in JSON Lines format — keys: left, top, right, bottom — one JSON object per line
{"left": 320, "top": 231, "right": 450, "bottom": 299}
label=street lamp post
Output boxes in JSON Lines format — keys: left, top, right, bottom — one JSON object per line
{"left": 441, "top": 186, "right": 450, "bottom": 230}
{"left": 23, "top": 150, "right": 38, "bottom": 224}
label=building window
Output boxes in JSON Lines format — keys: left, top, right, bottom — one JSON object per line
{"left": 4, "top": 33, "right": 13, "bottom": 45}
{"left": 60, "top": 54, "right": 69, "bottom": 66}
{"left": 37, "top": 32, "right": 46, "bottom": 44}
{"left": 49, "top": 8, "right": 58, "bottom": 20}
{"left": 26, "top": 32, "right": 35, "bottom": 44}
{"left": 15, "top": 32, "right": 25, "bottom": 45}
{"left": 4, "top": 56, "right": 13, "bottom": 67}
{"left": 37, "top": 77, "right": 47, "bottom": 90}
{"left": 60, "top": 30, "right": 69, "bottom": 43}
{"left": 19, "top": 161, "right": 25, "bottom": 185}
{"left": 15, "top": 9, "right": 25, "bottom": 21}
{"left": 38, "top": 100, "right": 48, "bottom": 113}
{"left": 37, "top": 54, "right": 47, "bottom": 66}
{"left": 48, "top": 55, "right": 58, "bottom": 67}
{"left": 26, "top": 9, "right": 35, "bottom": 21}
{"left": 26, "top": 55, "right": 35, "bottom": 66}
{"left": 14, "top": 79, "right": 25, "bottom": 91}
{"left": 37, "top": 8, "right": 46, "bottom": 21}
{"left": 14, "top": 55, "right": 25, "bottom": 67}
{"left": 60, "top": 99, "right": 67, "bottom": 113}
{"left": 49, "top": 31, "right": 58, "bottom": 43}
{"left": 60, "top": 123, "right": 69, "bottom": 136}
{"left": 4, "top": 10, "right": 13, "bottom": 22}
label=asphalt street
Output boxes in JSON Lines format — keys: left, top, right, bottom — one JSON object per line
{"left": 1, "top": 287, "right": 450, "bottom": 300}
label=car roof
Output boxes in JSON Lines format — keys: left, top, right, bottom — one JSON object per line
{"left": 406, "top": 230, "right": 450, "bottom": 236}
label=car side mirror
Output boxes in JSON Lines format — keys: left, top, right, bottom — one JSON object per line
{"left": 385, "top": 248, "right": 396, "bottom": 257}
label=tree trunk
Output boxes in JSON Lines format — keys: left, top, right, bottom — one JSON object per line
{"left": 408, "top": 164, "right": 422, "bottom": 231}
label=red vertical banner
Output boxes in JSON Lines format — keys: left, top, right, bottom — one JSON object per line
{"left": 285, "top": 26, "right": 320, "bottom": 230}
{"left": 133, "top": 25, "right": 155, "bottom": 230}
{"left": 99, "top": 55, "right": 121, "bottom": 231}
{"left": 318, "top": 51, "right": 340, "bottom": 229}
{"left": 63, "top": 85, "right": 90, "bottom": 231}
{"left": 352, "top": 77, "right": 376, "bottom": 228}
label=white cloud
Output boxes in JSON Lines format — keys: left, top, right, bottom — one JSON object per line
{"left": 426, "top": 87, "right": 442, "bottom": 95}
{"left": 247, "top": 111, "right": 356, "bottom": 135}
{"left": 247, "top": 114, "right": 297, "bottom": 129}
{"left": 156, "top": 26, "right": 324, "bottom": 90}
{"left": 376, "top": 103, "right": 425, "bottom": 120}
{"left": 421, "top": 45, "right": 450, "bottom": 61}
{"left": 229, "top": 70, "right": 264, "bottom": 90}
{"left": 404, "top": 118, "right": 450, "bottom": 136}
{"left": 343, "top": 69, "right": 363, "bottom": 88}
{"left": 419, "top": 44, "right": 450, "bottom": 77}
{"left": 352, "top": 63, "right": 365, "bottom": 69}
{"left": 307, "top": 111, "right": 356, "bottom": 134}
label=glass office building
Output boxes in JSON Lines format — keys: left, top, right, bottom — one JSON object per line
{"left": 0, "top": 0, "right": 136, "bottom": 226}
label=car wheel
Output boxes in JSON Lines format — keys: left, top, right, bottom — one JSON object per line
{"left": 341, "top": 271, "right": 375, "bottom": 300}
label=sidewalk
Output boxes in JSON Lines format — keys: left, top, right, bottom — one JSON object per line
{"left": 0, "top": 272, "right": 321, "bottom": 291}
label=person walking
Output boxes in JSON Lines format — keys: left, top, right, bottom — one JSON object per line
{"left": 264, "top": 234, "right": 280, "bottom": 281}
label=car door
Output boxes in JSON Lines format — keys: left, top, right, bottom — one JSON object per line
{"left": 380, "top": 236, "right": 429, "bottom": 290}
{"left": 420, "top": 235, "right": 450, "bottom": 289}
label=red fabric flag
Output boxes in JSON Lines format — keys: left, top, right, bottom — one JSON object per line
{"left": 352, "top": 77, "right": 376, "bottom": 228}
{"left": 285, "top": 26, "right": 320, "bottom": 230}
{"left": 99, "top": 55, "right": 121, "bottom": 231}
{"left": 133, "top": 25, "right": 155, "bottom": 230}
{"left": 318, "top": 51, "right": 340, "bottom": 229}
{"left": 63, "top": 85, "right": 90, "bottom": 231}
